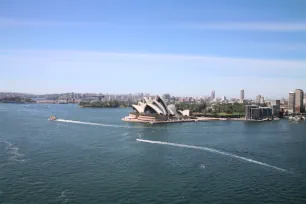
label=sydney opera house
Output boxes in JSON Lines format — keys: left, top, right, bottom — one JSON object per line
{"left": 122, "top": 95, "right": 190, "bottom": 123}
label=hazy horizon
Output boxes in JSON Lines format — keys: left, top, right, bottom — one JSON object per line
{"left": 1, "top": 0, "right": 305, "bottom": 98}
{"left": 0, "top": 89, "right": 293, "bottom": 100}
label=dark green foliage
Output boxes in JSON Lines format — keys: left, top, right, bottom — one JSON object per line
{"left": 175, "top": 102, "right": 245, "bottom": 116}
{"left": 79, "top": 100, "right": 129, "bottom": 108}
{"left": 175, "top": 102, "right": 207, "bottom": 113}
{"left": 0, "top": 97, "right": 36, "bottom": 103}
{"left": 217, "top": 103, "right": 245, "bottom": 113}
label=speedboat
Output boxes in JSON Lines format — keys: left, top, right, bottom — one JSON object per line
{"left": 49, "top": 116, "right": 57, "bottom": 121}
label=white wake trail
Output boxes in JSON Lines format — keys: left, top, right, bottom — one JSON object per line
{"left": 136, "top": 139, "right": 291, "bottom": 174}
{"left": 56, "top": 119, "right": 128, "bottom": 128}
{"left": 54, "top": 119, "right": 222, "bottom": 130}
{"left": 55, "top": 119, "right": 160, "bottom": 129}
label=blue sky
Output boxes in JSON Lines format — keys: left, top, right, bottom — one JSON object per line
{"left": 0, "top": 0, "right": 306, "bottom": 98}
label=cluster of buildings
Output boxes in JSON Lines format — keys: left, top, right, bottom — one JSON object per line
{"left": 208, "top": 89, "right": 249, "bottom": 105}
{"left": 244, "top": 89, "right": 305, "bottom": 120}
{"left": 0, "top": 92, "right": 35, "bottom": 99}
{"left": 209, "top": 89, "right": 278, "bottom": 120}
{"left": 1, "top": 89, "right": 306, "bottom": 117}
{"left": 125, "top": 88, "right": 305, "bottom": 122}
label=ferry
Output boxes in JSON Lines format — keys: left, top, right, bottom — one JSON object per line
{"left": 49, "top": 116, "right": 57, "bottom": 121}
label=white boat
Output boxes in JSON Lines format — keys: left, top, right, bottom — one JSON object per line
{"left": 294, "top": 117, "right": 301, "bottom": 122}
{"left": 219, "top": 118, "right": 228, "bottom": 121}
{"left": 49, "top": 116, "right": 57, "bottom": 121}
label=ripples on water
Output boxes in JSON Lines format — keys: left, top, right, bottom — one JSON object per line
{"left": 1, "top": 141, "right": 26, "bottom": 163}
{"left": 136, "top": 139, "right": 292, "bottom": 173}
{"left": 56, "top": 190, "right": 69, "bottom": 204}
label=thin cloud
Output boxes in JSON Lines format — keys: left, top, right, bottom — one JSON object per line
{"left": 2, "top": 49, "right": 306, "bottom": 65}
{"left": 1, "top": 49, "right": 306, "bottom": 74}
{"left": 0, "top": 18, "right": 108, "bottom": 27}
{"left": 181, "top": 22, "right": 306, "bottom": 31}
{"left": 1, "top": 18, "right": 306, "bottom": 31}
{"left": 1, "top": 49, "right": 305, "bottom": 96}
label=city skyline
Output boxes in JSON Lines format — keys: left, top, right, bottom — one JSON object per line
{"left": 1, "top": 89, "right": 304, "bottom": 100}
{"left": 1, "top": 0, "right": 306, "bottom": 96}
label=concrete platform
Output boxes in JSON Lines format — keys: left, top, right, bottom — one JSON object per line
{"left": 121, "top": 117, "right": 197, "bottom": 124}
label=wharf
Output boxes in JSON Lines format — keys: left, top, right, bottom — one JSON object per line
{"left": 122, "top": 117, "right": 273, "bottom": 124}
{"left": 121, "top": 118, "right": 197, "bottom": 124}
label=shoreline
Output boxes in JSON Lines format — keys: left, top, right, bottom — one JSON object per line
{"left": 79, "top": 105, "right": 128, "bottom": 108}
{"left": 122, "top": 116, "right": 274, "bottom": 124}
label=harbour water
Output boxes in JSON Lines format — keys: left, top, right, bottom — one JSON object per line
{"left": 1, "top": 104, "right": 306, "bottom": 204}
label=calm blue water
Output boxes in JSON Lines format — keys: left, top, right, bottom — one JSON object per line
{"left": 1, "top": 104, "right": 306, "bottom": 204}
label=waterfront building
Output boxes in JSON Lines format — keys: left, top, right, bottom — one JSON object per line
{"left": 245, "top": 105, "right": 272, "bottom": 120}
{"left": 240, "top": 89, "right": 244, "bottom": 102}
{"left": 251, "top": 108, "right": 262, "bottom": 120}
{"left": 288, "top": 92, "right": 296, "bottom": 114}
{"left": 270, "top": 100, "right": 280, "bottom": 116}
{"left": 261, "top": 107, "right": 273, "bottom": 119}
{"left": 245, "top": 105, "right": 258, "bottom": 119}
{"left": 250, "top": 107, "right": 272, "bottom": 120}
{"left": 295, "top": 89, "right": 304, "bottom": 113}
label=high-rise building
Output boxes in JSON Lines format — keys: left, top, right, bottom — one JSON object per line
{"left": 260, "top": 96, "right": 265, "bottom": 104}
{"left": 240, "top": 89, "right": 244, "bottom": 102}
{"left": 256, "top": 95, "right": 261, "bottom": 104}
{"left": 288, "top": 92, "right": 296, "bottom": 114}
{"left": 270, "top": 100, "right": 280, "bottom": 116}
{"left": 222, "top": 96, "right": 228, "bottom": 103}
{"left": 294, "top": 89, "right": 304, "bottom": 113}
{"left": 211, "top": 90, "right": 215, "bottom": 99}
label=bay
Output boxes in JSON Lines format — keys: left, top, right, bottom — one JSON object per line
{"left": 0, "top": 103, "right": 306, "bottom": 204}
